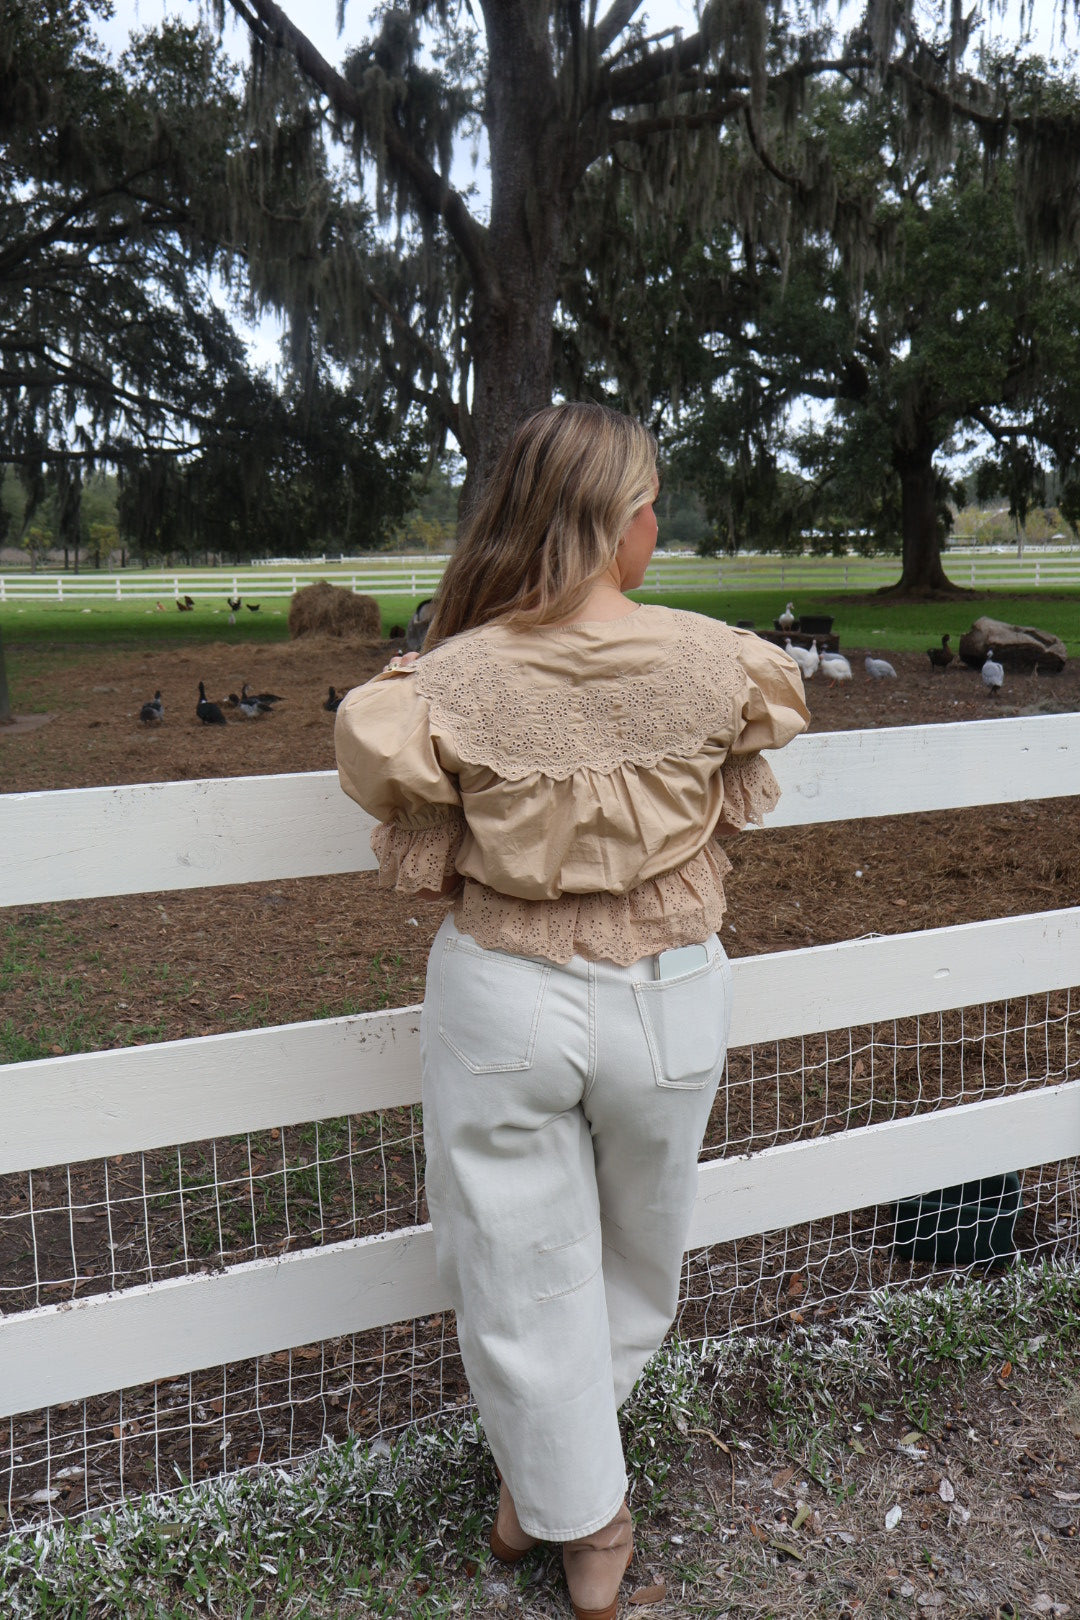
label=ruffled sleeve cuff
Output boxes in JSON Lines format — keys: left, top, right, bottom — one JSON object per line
{"left": 370, "top": 809, "right": 466, "bottom": 895}
{"left": 714, "top": 750, "right": 781, "bottom": 835}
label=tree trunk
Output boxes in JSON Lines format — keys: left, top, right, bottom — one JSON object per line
{"left": 458, "top": 5, "right": 570, "bottom": 518}
{"left": 882, "top": 439, "right": 963, "bottom": 596}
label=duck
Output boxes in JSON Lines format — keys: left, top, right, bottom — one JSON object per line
{"left": 196, "top": 681, "right": 226, "bottom": 725}
{"left": 139, "top": 691, "right": 164, "bottom": 724}
{"left": 981, "top": 649, "right": 1004, "bottom": 698}
{"left": 236, "top": 692, "right": 268, "bottom": 719}
{"left": 819, "top": 650, "right": 853, "bottom": 686}
{"left": 927, "top": 633, "right": 954, "bottom": 672}
{"left": 241, "top": 681, "right": 281, "bottom": 707}
{"left": 324, "top": 685, "right": 343, "bottom": 713}
{"left": 864, "top": 654, "right": 897, "bottom": 680}
{"left": 784, "top": 637, "right": 817, "bottom": 679}
{"left": 778, "top": 601, "right": 796, "bottom": 631}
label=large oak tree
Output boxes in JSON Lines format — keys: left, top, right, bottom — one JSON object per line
{"left": 218, "top": 0, "right": 1080, "bottom": 522}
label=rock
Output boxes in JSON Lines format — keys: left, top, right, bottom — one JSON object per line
{"left": 958, "top": 616, "right": 1067, "bottom": 673}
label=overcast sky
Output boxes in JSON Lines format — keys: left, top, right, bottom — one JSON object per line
{"left": 94, "top": 0, "right": 1074, "bottom": 67}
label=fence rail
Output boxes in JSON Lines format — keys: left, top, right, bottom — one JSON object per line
{"left": 5, "top": 549, "right": 1080, "bottom": 601}
{"left": 1, "top": 712, "right": 1078, "bottom": 1517}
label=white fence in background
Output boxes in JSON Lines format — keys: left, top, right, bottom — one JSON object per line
{"left": 4, "top": 548, "right": 1080, "bottom": 602}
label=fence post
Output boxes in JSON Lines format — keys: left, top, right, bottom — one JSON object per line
{"left": 57, "top": 577, "right": 63, "bottom": 601}
{"left": 115, "top": 578, "right": 122, "bottom": 600}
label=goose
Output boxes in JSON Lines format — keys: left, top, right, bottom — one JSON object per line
{"left": 236, "top": 692, "right": 268, "bottom": 719}
{"left": 139, "top": 691, "right": 163, "bottom": 724}
{"left": 819, "top": 650, "right": 853, "bottom": 686}
{"left": 927, "top": 633, "right": 954, "bottom": 672}
{"left": 196, "top": 681, "right": 226, "bottom": 725}
{"left": 241, "top": 681, "right": 281, "bottom": 707}
{"left": 778, "top": 601, "right": 796, "bottom": 631}
{"left": 784, "top": 637, "right": 816, "bottom": 679}
{"left": 324, "top": 685, "right": 343, "bottom": 713}
{"left": 981, "top": 649, "right": 1004, "bottom": 697}
{"left": 864, "top": 654, "right": 897, "bottom": 680}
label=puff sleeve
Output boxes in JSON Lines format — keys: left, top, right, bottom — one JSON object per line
{"left": 716, "top": 629, "right": 810, "bottom": 833}
{"left": 335, "top": 668, "right": 465, "bottom": 894}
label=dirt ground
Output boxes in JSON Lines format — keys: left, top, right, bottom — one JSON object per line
{"left": 4, "top": 631, "right": 1080, "bottom": 1044}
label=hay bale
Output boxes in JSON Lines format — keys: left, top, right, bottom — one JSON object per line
{"left": 288, "top": 582, "right": 382, "bottom": 640}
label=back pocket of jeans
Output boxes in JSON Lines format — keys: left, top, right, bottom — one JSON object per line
{"left": 438, "top": 938, "right": 550, "bottom": 1073}
{"left": 633, "top": 953, "right": 731, "bottom": 1090}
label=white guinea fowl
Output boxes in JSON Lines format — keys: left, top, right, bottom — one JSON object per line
{"left": 819, "top": 651, "right": 853, "bottom": 686}
{"left": 784, "top": 637, "right": 816, "bottom": 678}
{"left": 864, "top": 655, "right": 897, "bottom": 680}
{"left": 778, "top": 601, "right": 796, "bottom": 631}
{"left": 981, "top": 649, "right": 1004, "bottom": 697}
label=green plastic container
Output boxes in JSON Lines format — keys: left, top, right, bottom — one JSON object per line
{"left": 892, "top": 1173, "right": 1023, "bottom": 1265}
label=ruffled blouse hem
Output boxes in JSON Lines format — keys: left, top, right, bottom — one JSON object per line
{"left": 370, "top": 812, "right": 466, "bottom": 894}
{"left": 718, "top": 751, "right": 781, "bottom": 831}
{"left": 451, "top": 842, "right": 735, "bottom": 966}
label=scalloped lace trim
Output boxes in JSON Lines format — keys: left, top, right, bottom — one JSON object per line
{"left": 720, "top": 752, "right": 781, "bottom": 829}
{"left": 370, "top": 812, "right": 466, "bottom": 894}
{"left": 414, "top": 617, "right": 744, "bottom": 780}
{"left": 452, "top": 843, "right": 734, "bottom": 966}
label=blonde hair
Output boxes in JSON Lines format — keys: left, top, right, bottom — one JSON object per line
{"left": 424, "top": 403, "right": 657, "bottom": 648}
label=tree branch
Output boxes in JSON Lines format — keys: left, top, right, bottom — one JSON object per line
{"left": 222, "top": 0, "right": 496, "bottom": 300}
{"left": 594, "top": 0, "right": 645, "bottom": 57}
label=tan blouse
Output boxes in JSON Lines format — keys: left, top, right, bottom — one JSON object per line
{"left": 335, "top": 604, "right": 809, "bottom": 965}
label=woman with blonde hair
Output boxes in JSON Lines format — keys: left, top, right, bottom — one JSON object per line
{"left": 336, "top": 402, "right": 807, "bottom": 1619}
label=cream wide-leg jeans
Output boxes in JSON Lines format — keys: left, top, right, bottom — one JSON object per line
{"left": 420, "top": 914, "right": 733, "bottom": 1542}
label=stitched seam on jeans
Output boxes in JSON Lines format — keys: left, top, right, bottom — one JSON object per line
{"left": 535, "top": 1256, "right": 603, "bottom": 1302}
{"left": 582, "top": 961, "right": 598, "bottom": 1101}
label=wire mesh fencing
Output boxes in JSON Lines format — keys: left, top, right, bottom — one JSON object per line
{"left": 3, "top": 990, "right": 1078, "bottom": 1529}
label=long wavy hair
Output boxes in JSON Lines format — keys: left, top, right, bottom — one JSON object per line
{"left": 423, "top": 402, "right": 657, "bottom": 648}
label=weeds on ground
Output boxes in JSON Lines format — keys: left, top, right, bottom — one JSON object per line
{"left": 2, "top": 1262, "right": 1077, "bottom": 1618}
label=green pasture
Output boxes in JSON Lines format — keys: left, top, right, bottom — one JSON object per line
{"left": 3, "top": 582, "right": 1080, "bottom": 657}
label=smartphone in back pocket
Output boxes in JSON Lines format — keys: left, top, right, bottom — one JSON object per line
{"left": 656, "top": 943, "right": 710, "bottom": 979}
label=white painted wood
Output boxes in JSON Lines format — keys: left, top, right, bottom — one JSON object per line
{"left": 0, "top": 1227, "right": 449, "bottom": 1418}
{"left": 2, "top": 1080, "right": 1075, "bottom": 1419}
{"left": 0, "top": 772, "right": 377, "bottom": 905}
{"left": 5, "top": 714, "right": 1080, "bottom": 906}
{"left": 765, "top": 712, "right": 1080, "bottom": 827}
{"left": 727, "top": 905, "right": 1080, "bottom": 1046}
{"left": 686, "top": 1080, "right": 1080, "bottom": 1249}
{"left": 0, "top": 1007, "right": 423, "bottom": 1174}
{"left": 5, "top": 907, "right": 1079, "bottom": 1173}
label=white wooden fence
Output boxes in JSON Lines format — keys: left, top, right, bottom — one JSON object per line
{"left": 1, "top": 716, "right": 1079, "bottom": 1430}
{"left": 5, "top": 548, "right": 1080, "bottom": 601}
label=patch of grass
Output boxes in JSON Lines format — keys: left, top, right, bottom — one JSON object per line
{"left": 6, "top": 1264, "right": 1075, "bottom": 1618}
{"left": 7, "top": 577, "right": 1080, "bottom": 656}
{"left": 0, "top": 918, "right": 167, "bottom": 1062}
{"left": 706, "top": 1259, "right": 1080, "bottom": 1492}
{"left": 629, "top": 586, "right": 1080, "bottom": 654}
